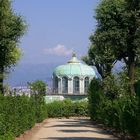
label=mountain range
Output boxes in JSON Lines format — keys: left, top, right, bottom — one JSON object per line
{"left": 6, "top": 63, "right": 60, "bottom": 87}
{"left": 5, "top": 61, "right": 123, "bottom": 88}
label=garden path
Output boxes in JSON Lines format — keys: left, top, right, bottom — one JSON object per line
{"left": 19, "top": 118, "right": 119, "bottom": 140}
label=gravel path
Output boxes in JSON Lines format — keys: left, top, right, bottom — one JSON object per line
{"left": 27, "top": 118, "right": 118, "bottom": 140}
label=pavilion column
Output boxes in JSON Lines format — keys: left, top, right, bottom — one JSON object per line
{"left": 58, "top": 78, "right": 62, "bottom": 94}
{"left": 80, "top": 77, "right": 84, "bottom": 94}
{"left": 68, "top": 77, "right": 73, "bottom": 94}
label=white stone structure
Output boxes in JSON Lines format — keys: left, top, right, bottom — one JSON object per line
{"left": 53, "top": 54, "right": 97, "bottom": 95}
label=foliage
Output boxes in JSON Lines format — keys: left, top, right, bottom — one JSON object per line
{"left": 46, "top": 99, "right": 88, "bottom": 118}
{"left": 85, "top": 0, "right": 140, "bottom": 94}
{"left": 88, "top": 79, "right": 104, "bottom": 120}
{"left": 135, "top": 80, "right": 140, "bottom": 139}
{"left": 103, "top": 72, "right": 130, "bottom": 99}
{"left": 82, "top": 44, "right": 116, "bottom": 79}
{"left": 0, "top": 0, "right": 26, "bottom": 94}
{"left": 103, "top": 75, "right": 120, "bottom": 99}
{"left": 0, "top": 132, "right": 14, "bottom": 140}
{"left": 0, "top": 95, "right": 47, "bottom": 140}
{"left": 28, "top": 80, "right": 47, "bottom": 122}
{"left": 31, "top": 94, "right": 48, "bottom": 123}
{"left": 28, "top": 80, "right": 47, "bottom": 96}
{"left": 85, "top": 1, "right": 140, "bottom": 137}
{"left": 88, "top": 78, "right": 139, "bottom": 139}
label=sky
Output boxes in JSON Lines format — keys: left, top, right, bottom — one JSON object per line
{"left": 7, "top": 0, "right": 102, "bottom": 86}
{"left": 12, "top": 0, "right": 100, "bottom": 64}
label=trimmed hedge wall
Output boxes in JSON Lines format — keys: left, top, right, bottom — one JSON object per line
{"left": 0, "top": 96, "right": 88, "bottom": 140}
{"left": 0, "top": 95, "right": 47, "bottom": 140}
{"left": 88, "top": 79, "right": 140, "bottom": 139}
{"left": 46, "top": 99, "right": 88, "bottom": 118}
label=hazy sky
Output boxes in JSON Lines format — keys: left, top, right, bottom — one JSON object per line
{"left": 12, "top": 0, "right": 100, "bottom": 64}
{"left": 7, "top": 0, "right": 123, "bottom": 86}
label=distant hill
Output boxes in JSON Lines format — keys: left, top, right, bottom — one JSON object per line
{"left": 5, "top": 63, "right": 60, "bottom": 87}
{"left": 5, "top": 61, "right": 123, "bottom": 88}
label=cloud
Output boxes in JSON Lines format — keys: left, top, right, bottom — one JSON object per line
{"left": 43, "top": 44, "right": 73, "bottom": 56}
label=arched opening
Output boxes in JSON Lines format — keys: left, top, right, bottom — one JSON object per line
{"left": 62, "top": 77, "right": 68, "bottom": 94}
{"left": 84, "top": 77, "right": 89, "bottom": 93}
{"left": 73, "top": 76, "right": 79, "bottom": 94}
{"left": 53, "top": 76, "right": 58, "bottom": 93}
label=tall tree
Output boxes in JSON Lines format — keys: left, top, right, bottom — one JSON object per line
{"left": 86, "top": 0, "right": 140, "bottom": 94}
{"left": 82, "top": 44, "right": 116, "bottom": 79}
{"left": 28, "top": 80, "right": 47, "bottom": 96}
{"left": 0, "top": 0, "right": 26, "bottom": 94}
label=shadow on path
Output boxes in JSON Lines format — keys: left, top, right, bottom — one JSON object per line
{"left": 30, "top": 118, "right": 118, "bottom": 140}
{"left": 44, "top": 119, "right": 98, "bottom": 129}
{"left": 40, "top": 137, "right": 115, "bottom": 140}
{"left": 58, "top": 129, "right": 107, "bottom": 135}
{"left": 44, "top": 119, "right": 109, "bottom": 135}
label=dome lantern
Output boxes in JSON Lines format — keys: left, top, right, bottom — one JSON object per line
{"left": 67, "top": 53, "right": 80, "bottom": 64}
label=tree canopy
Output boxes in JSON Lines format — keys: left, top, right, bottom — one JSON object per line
{"left": 0, "top": 0, "right": 26, "bottom": 94}
{"left": 84, "top": 0, "right": 140, "bottom": 94}
{"left": 28, "top": 80, "right": 47, "bottom": 96}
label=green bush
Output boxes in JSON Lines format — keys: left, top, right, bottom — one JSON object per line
{"left": 88, "top": 79, "right": 104, "bottom": 120}
{"left": 74, "top": 101, "right": 88, "bottom": 116}
{"left": 46, "top": 99, "right": 88, "bottom": 118}
{"left": 88, "top": 78, "right": 139, "bottom": 139}
{"left": 31, "top": 94, "right": 48, "bottom": 123}
{"left": 0, "top": 132, "right": 14, "bottom": 140}
{"left": 0, "top": 95, "right": 48, "bottom": 140}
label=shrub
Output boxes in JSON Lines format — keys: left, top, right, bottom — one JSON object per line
{"left": 31, "top": 94, "right": 48, "bottom": 123}
{"left": 0, "top": 95, "right": 47, "bottom": 140}
{"left": 74, "top": 101, "right": 88, "bottom": 116}
{"left": 88, "top": 78, "right": 139, "bottom": 139}
{"left": 28, "top": 80, "right": 47, "bottom": 96}
{"left": 88, "top": 79, "right": 104, "bottom": 120}
{"left": 0, "top": 132, "right": 14, "bottom": 140}
{"left": 46, "top": 99, "right": 88, "bottom": 118}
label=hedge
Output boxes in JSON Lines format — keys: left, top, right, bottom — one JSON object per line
{"left": 88, "top": 79, "right": 140, "bottom": 139}
{"left": 46, "top": 99, "right": 88, "bottom": 118}
{"left": 0, "top": 95, "right": 48, "bottom": 140}
{"left": 0, "top": 96, "right": 88, "bottom": 139}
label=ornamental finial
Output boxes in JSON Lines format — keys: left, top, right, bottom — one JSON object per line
{"left": 68, "top": 52, "right": 80, "bottom": 63}
{"left": 72, "top": 52, "right": 76, "bottom": 57}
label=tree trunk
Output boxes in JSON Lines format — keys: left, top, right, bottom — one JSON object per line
{"left": 0, "top": 66, "right": 4, "bottom": 95}
{"left": 96, "top": 64, "right": 104, "bottom": 79}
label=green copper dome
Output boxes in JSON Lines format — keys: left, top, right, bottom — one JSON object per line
{"left": 53, "top": 53, "right": 96, "bottom": 77}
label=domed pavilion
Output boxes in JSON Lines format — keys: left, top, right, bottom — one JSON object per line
{"left": 53, "top": 53, "right": 97, "bottom": 95}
